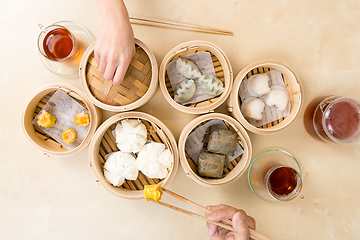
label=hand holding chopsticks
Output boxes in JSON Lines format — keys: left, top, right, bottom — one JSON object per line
{"left": 145, "top": 185, "right": 270, "bottom": 240}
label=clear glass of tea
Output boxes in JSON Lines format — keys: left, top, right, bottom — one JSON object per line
{"left": 37, "top": 23, "right": 79, "bottom": 62}
{"left": 248, "top": 149, "right": 304, "bottom": 202}
{"left": 313, "top": 96, "right": 360, "bottom": 144}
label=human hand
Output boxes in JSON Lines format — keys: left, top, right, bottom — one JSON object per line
{"left": 95, "top": 0, "right": 135, "bottom": 85}
{"left": 206, "top": 204, "right": 255, "bottom": 240}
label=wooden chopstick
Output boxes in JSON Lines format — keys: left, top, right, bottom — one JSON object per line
{"left": 149, "top": 199, "right": 234, "bottom": 232}
{"left": 129, "top": 14, "right": 233, "bottom": 36}
{"left": 162, "top": 188, "right": 270, "bottom": 240}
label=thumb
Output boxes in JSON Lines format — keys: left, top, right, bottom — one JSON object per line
{"left": 232, "top": 212, "right": 249, "bottom": 240}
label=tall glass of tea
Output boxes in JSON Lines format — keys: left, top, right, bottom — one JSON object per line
{"left": 37, "top": 24, "right": 79, "bottom": 62}
{"left": 248, "top": 149, "right": 303, "bottom": 202}
{"left": 313, "top": 96, "right": 360, "bottom": 144}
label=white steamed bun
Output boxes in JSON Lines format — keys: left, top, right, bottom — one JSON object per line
{"left": 115, "top": 119, "right": 147, "bottom": 153}
{"left": 103, "top": 151, "right": 138, "bottom": 187}
{"left": 136, "top": 142, "right": 173, "bottom": 179}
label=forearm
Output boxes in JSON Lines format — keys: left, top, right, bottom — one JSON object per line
{"left": 96, "top": 0, "right": 130, "bottom": 24}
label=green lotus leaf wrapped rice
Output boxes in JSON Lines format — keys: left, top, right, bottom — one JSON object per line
{"left": 207, "top": 127, "right": 237, "bottom": 156}
{"left": 198, "top": 152, "right": 225, "bottom": 178}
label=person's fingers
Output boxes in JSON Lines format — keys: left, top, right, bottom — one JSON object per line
{"left": 232, "top": 212, "right": 249, "bottom": 240}
{"left": 206, "top": 205, "right": 237, "bottom": 238}
{"left": 98, "top": 57, "right": 107, "bottom": 74}
{"left": 112, "top": 61, "right": 128, "bottom": 85}
{"left": 94, "top": 50, "right": 101, "bottom": 68}
{"left": 103, "top": 62, "right": 117, "bottom": 80}
{"left": 208, "top": 206, "right": 238, "bottom": 222}
{"left": 247, "top": 215, "right": 256, "bottom": 230}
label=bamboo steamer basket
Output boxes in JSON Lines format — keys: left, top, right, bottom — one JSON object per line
{"left": 227, "top": 60, "right": 303, "bottom": 134}
{"left": 79, "top": 39, "right": 158, "bottom": 112}
{"left": 89, "top": 112, "right": 179, "bottom": 199}
{"left": 159, "top": 40, "right": 233, "bottom": 114}
{"left": 178, "top": 113, "right": 252, "bottom": 187}
{"left": 22, "top": 83, "right": 101, "bottom": 157}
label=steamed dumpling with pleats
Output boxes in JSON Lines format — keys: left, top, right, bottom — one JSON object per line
{"left": 174, "top": 79, "right": 196, "bottom": 103}
{"left": 247, "top": 73, "right": 271, "bottom": 97}
{"left": 241, "top": 97, "right": 265, "bottom": 120}
{"left": 266, "top": 85, "right": 289, "bottom": 111}
{"left": 176, "top": 58, "right": 201, "bottom": 79}
{"left": 198, "top": 74, "right": 224, "bottom": 96}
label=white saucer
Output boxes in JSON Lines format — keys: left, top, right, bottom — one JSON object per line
{"left": 39, "top": 21, "right": 94, "bottom": 77}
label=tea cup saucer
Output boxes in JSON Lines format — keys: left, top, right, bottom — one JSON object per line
{"left": 39, "top": 21, "right": 93, "bottom": 77}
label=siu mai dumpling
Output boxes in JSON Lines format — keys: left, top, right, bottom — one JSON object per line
{"left": 198, "top": 74, "right": 224, "bottom": 96}
{"left": 247, "top": 73, "right": 271, "bottom": 97}
{"left": 62, "top": 129, "right": 77, "bottom": 144}
{"left": 241, "top": 97, "right": 265, "bottom": 120}
{"left": 174, "top": 79, "right": 196, "bottom": 103}
{"left": 266, "top": 85, "right": 289, "bottom": 111}
{"left": 37, "top": 110, "right": 56, "bottom": 128}
{"left": 74, "top": 111, "right": 90, "bottom": 126}
{"left": 176, "top": 57, "right": 201, "bottom": 79}
{"left": 144, "top": 182, "right": 164, "bottom": 202}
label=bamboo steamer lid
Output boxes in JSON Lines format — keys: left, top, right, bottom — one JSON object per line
{"left": 79, "top": 39, "right": 158, "bottom": 112}
{"left": 159, "top": 40, "right": 233, "bottom": 114}
{"left": 227, "top": 60, "right": 303, "bottom": 134}
{"left": 22, "top": 83, "right": 102, "bottom": 157}
{"left": 89, "top": 112, "right": 179, "bottom": 199}
{"left": 178, "top": 113, "right": 252, "bottom": 187}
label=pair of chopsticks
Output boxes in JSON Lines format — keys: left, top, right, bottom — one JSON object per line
{"left": 148, "top": 187, "right": 270, "bottom": 240}
{"left": 129, "top": 14, "right": 233, "bottom": 36}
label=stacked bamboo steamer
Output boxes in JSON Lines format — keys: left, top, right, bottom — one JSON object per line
{"left": 78, "top": 39, "right": 179, "bottom": 199}
{"left": 158, "top": 41, "right": 253, "bottom": 187}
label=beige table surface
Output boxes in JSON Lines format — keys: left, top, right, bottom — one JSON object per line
{"left": 2, "top": 0, "right": 360, "bottom": 239}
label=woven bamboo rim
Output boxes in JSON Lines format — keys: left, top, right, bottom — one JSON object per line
{"left": 22, "top": 83, "right": 101, "bottom": 157}
{"left": 227, "top": 60, "right": 303, "bottom": 135}
{"left": 79, "top": 38, "right": 158, "bottom": 112}
{"left": 159, "top": 40, "right": 233, "bottom": 114}
{"left": 178, "top": 113, "right": 252, "bottom": 187}
{"left": 89, "top": 112, "right": 179, "bottom": 199}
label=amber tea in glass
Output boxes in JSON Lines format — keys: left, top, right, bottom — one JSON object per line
{"left": 313, "top": 96, "right": 360, "bottom": 144}
{"left": 37, "top": 24, "right": 78, "bottom": 62}
{"left": 248, "top": 149, "right": 303, "bottom": 202}
{"left": 262, "top": 164, "right": 303, "bottom": 201}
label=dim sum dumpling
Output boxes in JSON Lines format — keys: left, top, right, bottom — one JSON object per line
{"left": 241, "top": 97, "right": 265, "bottom": 120}
{"left": 198, "top": 74, "right": 224, "bottom": 96}
{"left": 103, "top": 151, "right": 139, "bottom": 187}
{"left": 115, "top": 119, "right": 147, "bottom": 153}
{"left": 266, "top": 85, "right": 289, "bottom": 111}
{"left": 137, "top": 142, "right": 173, "bottom": 179}
{"left": 176, "top": 58, "right": 201, "bottom": 79}
{"left": 174, "top": 79, "right": 196, "bottom": 103}
{"left": 247, "top": 73, "right": 271, "bottom": 97}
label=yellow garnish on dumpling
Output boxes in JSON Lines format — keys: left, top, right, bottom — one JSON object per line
{"left": 144, "top": 182, "right": 164, "bottom": 202}
{"left": 62, "top": 129, "right": 77, "bottom": 144}
{"left": 74, "top": 111, "right": 90, "bottom": 126}
{"left": 37, "top": 110, "right": 56, "bottom": 128}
